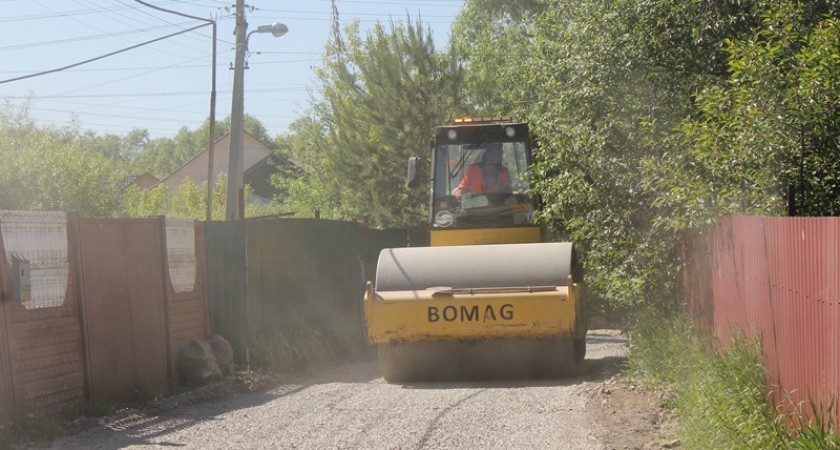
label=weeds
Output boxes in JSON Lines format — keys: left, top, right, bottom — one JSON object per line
{"left": 788, "top": 398, "right": 840, "bottom": 449}
{"left": 680, "top": 334, "right": 788, "bottom": 449}
{"left": 628, "top": 311, "right": 839, "bottom": 449}
{"left": 0, "top": 403, "right": 81, "bottom": 450}
{"left": 248, "top": 321, "right": 368, "bottom": 373}
{"left": 626, "top": 312, "right": 705, "bottom": 389}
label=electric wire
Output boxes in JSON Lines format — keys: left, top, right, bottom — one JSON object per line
{"left": 0, "top": 0, "right": 462, "bottom": 136}
{"left": 0, "top": 22, "right": 210, "bottom": 85}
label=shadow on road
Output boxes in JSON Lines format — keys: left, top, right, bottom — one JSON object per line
{"left": 282, "top": 331, "right": 630, "bottom": 389}
{"left": 387, "top": 332, "right": 629, "bottom": 390}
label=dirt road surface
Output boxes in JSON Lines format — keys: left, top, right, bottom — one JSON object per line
{"left": 29, "top": 331, "right": 677, "bottom": 450}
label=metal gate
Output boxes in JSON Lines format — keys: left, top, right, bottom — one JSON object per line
{"left": 205, "top": 218, "right": 412, "bottom": 365}
{"left": 77, "top": 218, "right": 170, "bottom": 405}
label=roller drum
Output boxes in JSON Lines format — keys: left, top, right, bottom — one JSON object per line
{"left": 375, "top": 242, "right": 579, "bottom": 292}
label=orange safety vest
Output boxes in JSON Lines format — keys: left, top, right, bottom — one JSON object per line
{"left": 455, "top": 163, "right": 511, "bottom": 195}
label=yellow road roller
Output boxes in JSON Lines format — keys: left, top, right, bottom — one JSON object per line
{"left": 364, "top": 118, "right": 586, "bottom": 382}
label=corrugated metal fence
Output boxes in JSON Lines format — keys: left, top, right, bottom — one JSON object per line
{"left": 684, "top": 215, "right": 840, "bottom": 423}
{"left": 206, "top": 218, "right": 413, "bottom": 365}
{"left": 0, "top": 212, "right": 209, "bottom": 421}
{"left": 0, "top": 211, "right": 416, "bottom": 421}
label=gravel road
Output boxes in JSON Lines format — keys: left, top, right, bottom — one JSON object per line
{"left": 33, "top": 331, "right": 673, "bottom": 450}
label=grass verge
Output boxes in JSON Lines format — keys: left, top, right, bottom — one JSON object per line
{"left": 627, "top": 311, "right": 839, "bottom": 449}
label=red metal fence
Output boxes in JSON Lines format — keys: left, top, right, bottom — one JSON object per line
{"left": 684, "top": 215, "right": 840, "bottom": 423}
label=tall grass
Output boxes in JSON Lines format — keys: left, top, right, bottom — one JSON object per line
{"left": 248, "top": 320, "right": 369, "bottom": 373}
{"left": 788, "top": 398, "right": 840, "bottom": 449}
{"left": 627, "top": 312, "right": 839, "bottom": 449}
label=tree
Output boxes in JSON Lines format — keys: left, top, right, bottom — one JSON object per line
{"left": 450, "top": 0, "right": 546, "bottom": 115}
{"left": 121, "top": 172, "right": 273, "bottom": 220}
{"left": 518, "top": 0, "right": 839, "bottom": 316}
{"left": 134, "top": 135, "right": 179, "bottom": 178}
{"left": 0, "top": 100, "right": 129, "bottom": 217}
{"left": 0, "top": 100, "right": 278, "bottom": 219}
{"left": 75, "top": 128, "right": 149, "bottom": 164}
{"left": 278, "top": 18, "right": 465, "bottom": 227}
{"left": 221, "top": 114, "right": 273, "bottom": 149}
{"left": 272, "top": 116, "right": 342, "bottom": 219}
{"left": 652, "top": 4, "right": 840, "bottom": 224}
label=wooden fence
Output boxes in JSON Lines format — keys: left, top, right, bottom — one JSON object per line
{"left": 683, "top": 215, "right": 840, "bottom": 423}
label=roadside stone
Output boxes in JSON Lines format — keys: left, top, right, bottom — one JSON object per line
{"left": 207, "top": 335, "right": 235, "bottom": 376}
{"left": 178, "top": 339, "right": 222, "bottom": 386}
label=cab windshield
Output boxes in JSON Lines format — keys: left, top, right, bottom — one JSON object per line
{"left": 431, "top": 140, "right": 537, "bottom": 229}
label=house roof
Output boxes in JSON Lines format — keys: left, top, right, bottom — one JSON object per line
{"left": 119, "top": 172, "right": 159, "bottom": 191}
{"left": 157, "top": 132, "right": 273, "bottom": 188}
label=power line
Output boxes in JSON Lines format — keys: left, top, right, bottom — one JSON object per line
{"left": 0, "top": 57, "right": 326, "bottom": 74}
{"left": 0, "top": 1, "right": 461, "bottom": 139}
{"left": 3, "top": 86, "right": 306, "bottom": 99}
{"left": 0, "top": 22, "right": 199, "bottom": 52}
{"left": 0, "top": 22, "right": 210, "bottom": 85}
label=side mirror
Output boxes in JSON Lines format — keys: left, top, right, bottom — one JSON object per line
{"left": 407, "top": 156, "right": 422, "bottom": 188}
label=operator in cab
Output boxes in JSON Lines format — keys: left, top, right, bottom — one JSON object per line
{"left": 453, "top": 143, "right": 512, "bottom": 197}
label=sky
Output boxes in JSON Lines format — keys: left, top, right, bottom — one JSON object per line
{"left": 0, "top": 0, "right": 464, "bottom": 140}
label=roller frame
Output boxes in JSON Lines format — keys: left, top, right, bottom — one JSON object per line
{"left": 364, "top": 280, "right": 581, "bottom": 343}
{"left": 365, "top": 242, "right": 586, "bottom": 382}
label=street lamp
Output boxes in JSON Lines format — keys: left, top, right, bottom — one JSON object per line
{"left": 225, "top": 3, "right": 288, "bottom": 221}
{"left": 252, "top": 22, "right": 289, "bottom": 38}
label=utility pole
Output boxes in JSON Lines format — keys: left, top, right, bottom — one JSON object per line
{"left": 206, "top": 20, "right": 217, "bottom": 222}
{"left": 130, "top": 1, "right": 218, "bottom": 221}
{"left": 225, "top": 0, "right": 248, "bottom": 221}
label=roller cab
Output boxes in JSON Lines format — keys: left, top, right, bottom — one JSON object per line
{"left": 368, "top": 118, "right": 586, "bottom": 382}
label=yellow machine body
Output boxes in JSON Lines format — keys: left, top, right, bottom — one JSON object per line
{"left": 429, "top": 225, "right": 542, "bottom": 247}
{"left": 364, "top": 281, "right": 579, "bottom": 343}
{"left": 365, "top": 119, "right": 586, "bottom": 382}
{"left": 365, "top": 241, "right": 585, "bottom": 382}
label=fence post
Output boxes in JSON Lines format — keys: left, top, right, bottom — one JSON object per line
{"left": 0, "top": 215, "right": 17, "bottom": 421}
